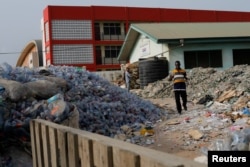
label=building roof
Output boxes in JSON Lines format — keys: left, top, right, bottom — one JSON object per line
{"left": 16, "top": 40, "right": 43, "bottom": 66}
{"left": 118, "top": 22, "right": 250, "bottom": 61}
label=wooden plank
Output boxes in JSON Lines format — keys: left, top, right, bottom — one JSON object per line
{"left": 41, "top": 124, "right": 51, "bottom": 167}
{"left": 78, "top": 136, "right": 94, "bottom": 167}
{"left": 112, "top": 148, "right": 140, "bottom": 167}
{"left": 140, "top": 156, "right": 169, "bottom": 167}
{"left": 57, "top": 130, "right": 68, "bottom": 167}
{"left": 33, "top": 119, "right": 205, "bottom": 167}
{"left": 87, "top": 132, "right": 204, "bottom": 167}
{"left": 67, "top": 133, "right": 79, "bottom": 167}
{"left": 93, "top": 141, "right": 113, "bottom": 167}
{"left": 35, "top": 121, "right": 44, "bottom": 167}
{"left": 30, "top": 120, "right": 38, "bottom": 167}
{"left": 49, "top": 127, "right": 59, "bottom": 167}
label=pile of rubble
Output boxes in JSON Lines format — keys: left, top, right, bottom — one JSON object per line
{"left": 133, "top": 65, "right": 250, "bottom": 111}
{"left": 155, "top": 99, "right": 249, "bottom": 161}
{"left": 125, "top": 64, "right": 250, "bottom": 163}
{"left": 119, "top": 63, "right": 140, "bottom": 89}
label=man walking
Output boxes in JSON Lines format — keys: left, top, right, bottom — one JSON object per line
{"left": 125, "top": 67, "right": 131, "bottom": 91}
{"left": 168, "top": 60, "right": 188, "bottom": 114}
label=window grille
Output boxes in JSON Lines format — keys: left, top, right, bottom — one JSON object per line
{"left": 53, "top": 44, "right": 93, "bottom": 64}
{"left": 105, "top": 46, "right": 121, "bottom": 58}
{"left": 52, "top": 20, "right": 92, "bottom": 40}
{"left": 103, "top": 23, "right": 121, "bottom": 35}
{"left": 184, "top": 50, "right": 222, "bottom": 68}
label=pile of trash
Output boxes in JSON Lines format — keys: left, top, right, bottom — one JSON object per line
{"left": 0, "top": 62, "right": 166, "bottom": 166}
{"left": 133, "top": 65, "right": 250, "bottom": 111}
{"left": 130, "top": 64, "right": 250, "bottom": 164}
{"left": 151, "top": 100, "right": 250, "bottom": 164}
{"left": 1, "top": 62, "right": 250, "bottom": 165}
{"left": 119, "top": 63, "right": 140, "bottom": 89}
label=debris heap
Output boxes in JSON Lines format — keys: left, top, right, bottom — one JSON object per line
{"left": 133, "top": 65, "right": 250, "bottom": 110}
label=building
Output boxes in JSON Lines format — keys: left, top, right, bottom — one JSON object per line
{"left": 40, "top": 5, "right": 250, "bottom": 71}
{"left": 16, "top": 40, "right": 43, "bottom": 68}
{"left": 118, "top": 22, "right": 250, "bottom": 71}
{"left": 14, "top": 6, "right": 250, "bottom": 70}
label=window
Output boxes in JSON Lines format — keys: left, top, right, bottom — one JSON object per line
{"left": 103, "top": 46, "right": 121, "bottom": 64}
{"left": 95, "top": 46, "right": 125, "bottom": 65}
{"left": 184, "top": 50, "right": 222, "bottom": 68}
{"left": 103, "top": 23, "right": 121, "bottom": 35}
{"left": 105, "top": 46, "right": 121, "bottom": 58}
{"left": 233, "top": 49, "right": 250, "bottom": 65}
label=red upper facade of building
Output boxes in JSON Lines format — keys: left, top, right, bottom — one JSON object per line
{"left": 43, "top": 6, "right": 250, "bottom": 71}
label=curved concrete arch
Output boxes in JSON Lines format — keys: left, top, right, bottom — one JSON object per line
{"left": 16, "top": 39, "right": 43, "bottom": 67}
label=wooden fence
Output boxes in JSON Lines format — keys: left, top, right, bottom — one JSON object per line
{"left": 30, "top": 119, "right": 206, "bottom": 167}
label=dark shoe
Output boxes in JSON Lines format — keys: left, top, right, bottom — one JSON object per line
{"left": 183, "top": 106, "right": 187, "bottom": 111}
{"left": 178, "top": 111, "right": 182, "bottom": 115}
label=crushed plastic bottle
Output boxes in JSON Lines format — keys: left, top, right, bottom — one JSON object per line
{"left": 242, "top": 107, "right": 250, "bottom": 116}
{"left": 228, "top": 127, "right": 250, "bottom": 151}
{"left": 47, "top": 93, "right": 64, "bottom": 103}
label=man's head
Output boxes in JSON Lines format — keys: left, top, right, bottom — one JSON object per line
{"left": 175, "top": 61, "right": 181, "bottom": 69}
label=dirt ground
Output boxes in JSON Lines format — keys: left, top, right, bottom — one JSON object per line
{"left": 145, "top": 98, "right": 208, "bottom": 160}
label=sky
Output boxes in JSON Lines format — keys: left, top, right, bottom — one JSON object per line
{"left": 1, "top": 0, "right": 250, "bottom": 66}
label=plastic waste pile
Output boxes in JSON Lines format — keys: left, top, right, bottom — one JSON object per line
{"left": 133, "top": 65, "right": 250, "bottom": 110}
{"left": 201, "top": 127, "right": 250, "bottom": 155}
{"left": 0, "top": 62, "right": 166, "bottom": 165}
{"left": 199, "top": 103, "right": 250, "bottom": 155}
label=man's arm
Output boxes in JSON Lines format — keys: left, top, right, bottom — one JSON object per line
{"left": 168, "top": 73, "right": 173, "bottom": 81}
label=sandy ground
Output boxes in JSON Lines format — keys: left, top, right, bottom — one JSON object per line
{"left": 145, "top": 98, "right": 207, "bottom": 160}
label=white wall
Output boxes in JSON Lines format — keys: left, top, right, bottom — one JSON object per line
{"left": 130, "top": 34, "right": 169, "bottom": 63}
{"left": 129, "top": 35, "right": 250, "bottom": 71}
{"left": 94, "top": 70, "right": 122, "bottom": 82}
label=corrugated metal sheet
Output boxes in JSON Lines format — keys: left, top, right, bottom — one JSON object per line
{"left": 118, "top": 22, "right": 250, "bottom": 61}
{"left": 132, "top": 22, "right": 250, "bottom": 41}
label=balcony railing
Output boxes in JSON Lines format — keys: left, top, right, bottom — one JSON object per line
{"left": 95, "top": 33, "right": 126, "bottom": 41}
{"left": 96, "top": 57, "right": 126, "bottom": 65}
